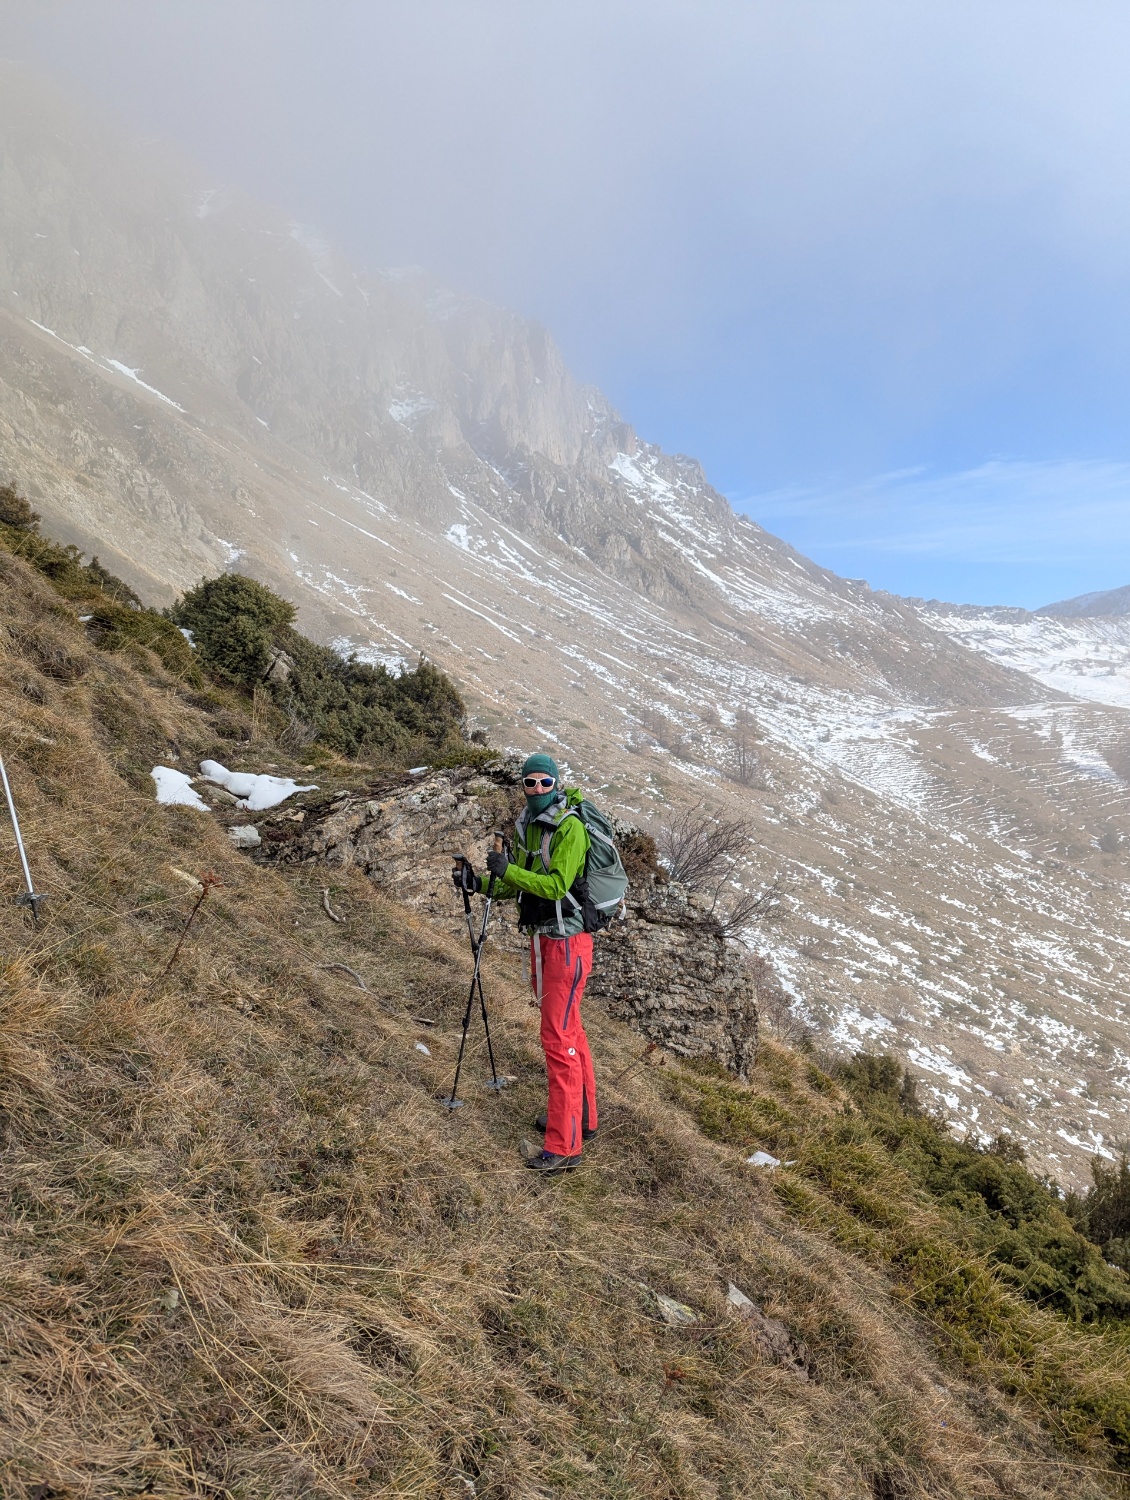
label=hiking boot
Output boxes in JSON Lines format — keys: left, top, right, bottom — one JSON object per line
{"left": 534, "top": 1112, "right": 599, "bottom": 1143}
{"left": 525, "top": 1150, "right": 582, "bottom": 1174}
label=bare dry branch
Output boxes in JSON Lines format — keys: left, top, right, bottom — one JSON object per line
{"left": 656, "top": 803, "right": 754, "bottom": 889}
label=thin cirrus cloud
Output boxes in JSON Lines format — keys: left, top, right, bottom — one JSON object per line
{"left": 744, "top": 461, "right": 1130, "bottom": 609}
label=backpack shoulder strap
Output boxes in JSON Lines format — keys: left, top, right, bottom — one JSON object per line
{"left": 535, "top": 806, "right": 581, "bottom": 872}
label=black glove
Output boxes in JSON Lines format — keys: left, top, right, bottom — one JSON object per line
{"left": 485, "top": 848, "right": 509, "bottom": 880}
{"left": 452, "top": 858, "right": 474, "bottom": 891}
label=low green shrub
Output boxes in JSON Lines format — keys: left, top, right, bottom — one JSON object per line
{"left": 1077, "top": 1153, "right": 1130, "bottom": 1274}
{"left": 168, "top": 573, "right": 468, "bottom": 761}
{"left": 662, "top": 1059, "right": 806, "bottom": 1154}
{"left": 167, "top": 573, "right": 294, "bottom": 686}
{"left": 0, "top": 482, "right": 474, "bottom": 765}
{"left": 85, "top": 601, "right": 199, "bottom": 681}
{"left": 831, "top": 1053, "right": 1130, "bottom": 1325}
{"left": 668, "top": 1045, "right": 1130, "bottom": 1468}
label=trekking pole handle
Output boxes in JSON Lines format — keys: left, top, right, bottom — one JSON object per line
{"left": 484, "top": 831, "right": 510, "bottom": 898}
{"left": 451, "top": 854, "right": 475, "bottom": 913}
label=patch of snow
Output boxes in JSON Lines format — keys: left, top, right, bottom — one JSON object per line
{"left": 906, "top": 1044, "right": 972, "bottom": 1091}
{"left": 151, "top": 766, "right": 209, "bottom": 811}
{"left": 102, "top": 360, "right": 186, "bottom": 411}
{"left": 829, "top": 1005, "right": 897, "bottom": 1046}
{"left": 26, "top": 319, "right": 186, "bottom": 411}
{"left": 924, "top": 607, "right": 1130, "bottom": 709}
{"left": 330, "top": 637, "right": 411, "bottom": 672}
{"left": 389, "top": 393, "right": 437, "bottom": 424}
{"left": 199, "top": 760, "right": 318, "bottom": 811}
{"left": 441, "top": 593, "right": 522, "bottom": 642}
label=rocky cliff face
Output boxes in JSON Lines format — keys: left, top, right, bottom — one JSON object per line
{"left": 5, "top": 61, "right": 1130, "bottom": 1178}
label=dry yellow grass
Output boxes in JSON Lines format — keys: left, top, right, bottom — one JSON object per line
{"left": 0, "top": 548, "right": 1126, "bottom": 1499}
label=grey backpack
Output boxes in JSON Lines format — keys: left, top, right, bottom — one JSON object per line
{"left": 564, "top": 799, "right": 630, "bottom": 932}
{"left": 517, "top": 796, "right": 630, "bottom": 933}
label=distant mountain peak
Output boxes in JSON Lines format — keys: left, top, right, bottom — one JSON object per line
{"left": 1037, "top": 583, "right": 1130, "bottom": 618}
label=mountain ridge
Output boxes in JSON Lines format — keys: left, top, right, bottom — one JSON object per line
{"left": 1039, "top": 582, "right": 1130, "bottom": 618}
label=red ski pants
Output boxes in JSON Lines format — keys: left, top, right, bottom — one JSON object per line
{"left": 531, "top": 932, "right": 598, "bottom": 1158}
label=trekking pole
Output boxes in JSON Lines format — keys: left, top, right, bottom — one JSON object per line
{"left": 477, "top": 834, "right": 508, "bottom": 1094}
{"left": 445, "top": 833, "right": 509, "bottom": 1109}
{"left": 0, "top": 755, "right": 45, "bottom": 924}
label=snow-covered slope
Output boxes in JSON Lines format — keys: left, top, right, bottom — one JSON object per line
{"left": 1040, "top": 582, "right": 1130, "bottom": 618}
{"left": 921, "top": 606, "right": 1130, "bottom": 708}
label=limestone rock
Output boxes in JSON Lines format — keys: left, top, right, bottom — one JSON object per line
{"left": 586, "top": 883, "right": 760, "bottom": 1079}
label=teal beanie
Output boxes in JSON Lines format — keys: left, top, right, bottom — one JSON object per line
{"left": 522, "top": 752, "right": 560, "bottom": 815}
{"left": 522, "top": 752, "right": 559, "bottom": 782}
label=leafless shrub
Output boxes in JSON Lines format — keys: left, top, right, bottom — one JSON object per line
{"left": 717, "top": 876, "right": 786, "bottom": 939}
{"left": 657, "top": 803, "right": 754, "bottom": 888}
{"left": 727, "top": 706, "right": 764, "bottom": 787}
{"left": 658, "top": 804, "right": 784, "bottom": 937}
{"left": 636, "top": 705, "right": 688, "bottom": 755}
{"left": 753, "top": 954, "right": 812, "bottom": 1046}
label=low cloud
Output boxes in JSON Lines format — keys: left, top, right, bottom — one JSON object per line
{"left": 10, "top": 1, "right": 1130, "bottom": 606}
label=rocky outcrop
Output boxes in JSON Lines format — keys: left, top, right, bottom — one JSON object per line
{"left": 259, "top": 763, "right": 763, "bottom": 1075}
{"left": 586, "top": 885, "right": 760, "bottom": 1080}
{"left": 258, "top": 760, "right": 524, "bottom": 939}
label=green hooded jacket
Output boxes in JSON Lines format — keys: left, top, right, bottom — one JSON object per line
{"left": 478, "top": 788, "right": 591, "bottom": 937}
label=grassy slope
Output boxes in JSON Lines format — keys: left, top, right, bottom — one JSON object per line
{"left": 0, "top": 547, "right": 1128, "bottom": 1499}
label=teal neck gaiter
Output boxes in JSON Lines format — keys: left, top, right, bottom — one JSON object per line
{"left": 526, "top": 788, "right": 560, "bottom": 817}
{"left": 522, "top": 751, "right": 560, "bottom": 818}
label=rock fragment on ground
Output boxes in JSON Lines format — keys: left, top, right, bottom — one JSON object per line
{"left": 726, "top": 1281, "right": 808, "bottom": 1377}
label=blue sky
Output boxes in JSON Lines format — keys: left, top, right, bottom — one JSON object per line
{"left": 8, "top": 0, "right": 1130, "bottom": 607}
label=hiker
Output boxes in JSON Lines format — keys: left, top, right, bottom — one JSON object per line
{"left": 453, "top": 753, "right": 600, "bottom": 1174}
